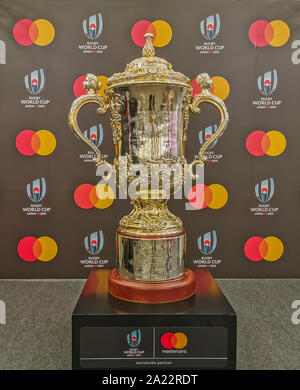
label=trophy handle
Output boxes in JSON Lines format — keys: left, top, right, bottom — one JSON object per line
{"left": 68, "top": 73, "right": 113, "bottom": 177}
{"left": 189, "top": 73, "right": 229, "bottom": 179}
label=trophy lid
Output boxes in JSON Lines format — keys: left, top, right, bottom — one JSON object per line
{"left": 107, "top": 33, "right": 191, "bottom": 88}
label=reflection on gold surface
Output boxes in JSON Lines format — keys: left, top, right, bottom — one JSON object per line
{"left": 82, "top": 269, "right": 110, "bottom": 297}
{"left": 194, "top": 270, "right": 221, "bottom": 296}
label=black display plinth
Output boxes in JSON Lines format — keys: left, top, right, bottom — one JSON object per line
{"left": 72, "top": 269, "right": 236, "bottom": 370}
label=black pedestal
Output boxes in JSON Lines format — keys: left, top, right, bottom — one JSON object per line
{"left": 72, "top": 270, "right": 236, "bottom": 370}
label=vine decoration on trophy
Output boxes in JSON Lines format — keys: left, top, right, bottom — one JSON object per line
{"left": 119, "top": 196, "right": 183, "bottom": 234}
{"left": 105, "top": 88, "right": 126, "bottom": 144}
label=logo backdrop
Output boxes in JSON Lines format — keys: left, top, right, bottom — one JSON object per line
{"left": 0, "top": 0, "right": 299, "bottom": 278}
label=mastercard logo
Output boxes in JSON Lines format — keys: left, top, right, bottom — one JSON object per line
{"left": 192, "top": 76, "right": 230, "bottom": 100}
{"left": 246, "top": 130, "right": 286, "bottom": 157}
{"left": 74, "top": 183, "right": 114, "bottom": 209}
{"left": 17, "top": 236, "right": 58, "bottom": 262}
{"left": 131, "top": 20, "right": 172, "bottom": 47}
{"left": 13, "top": 19, "right": 55, "bottom": 46}
{"left": 188, "top": 183, "right": 228, "bottom": 210}
{"left": 248, "top": 20, "right": 290, "bottom": 47}
{"left": 73, "top": 75, "right": 108, "bottom": 99}
{"left": 244, "top": 236, "right": 284, "bottom": 262}
{"left": 161, "top": 332, "right": 188, "bottom": 349}
{"left": 16, "top": 130, "right": 56, "bottom": 156}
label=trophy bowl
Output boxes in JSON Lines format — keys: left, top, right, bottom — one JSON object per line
{"left": 68, "top": 33, "right": 228, "bottom": 303}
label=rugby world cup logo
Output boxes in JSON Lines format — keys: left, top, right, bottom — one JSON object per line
{"left": 83, "top": 13, "right": 103, "bottom": 40}
{"left": 255, "top": 178, "right": 274, "bottom": 203}
{"left": 127, "top": 329, "right": 141, "bottom": 348}
{"left": 199, "top": 124, "right": 218, "bottom": 149}
{"left": 200, "top": 14, "right": 220, "bottom": 40}
{"left": 83, "top": 124, "right": 103, "bottom": 147}
{"left": 26, "top": 177, "right": 46, "bottom": 203}
{"left": 257, "top": 70, "right": 278, "bottom": 96}
{"left": 84, "top": 230, "right": 104, "bottom": 255}
{"left": 24, "top": 69, "right": 45, "bottom": 95}
{"left": 198, "top": 231, "right": 217, "bottom": 255}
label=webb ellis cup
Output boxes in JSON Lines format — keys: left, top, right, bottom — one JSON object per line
{"left": 68, "top": 34, "right": 228, "bottom": 303}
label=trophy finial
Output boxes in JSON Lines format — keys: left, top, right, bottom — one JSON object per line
{"left": 142, "top": 33, "right": 155, "bottom": 58}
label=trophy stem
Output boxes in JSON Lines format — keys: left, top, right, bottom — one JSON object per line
{"left": 119, "top": 196, "right": 183, "bottom": 236}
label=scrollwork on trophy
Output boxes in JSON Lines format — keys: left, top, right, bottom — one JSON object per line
{"left": 68, "top": 73, "right": 112, "bottom": 178}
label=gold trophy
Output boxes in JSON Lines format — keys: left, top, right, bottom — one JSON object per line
{"left": 68, "top": 34, "right": 228, "bottom": 303}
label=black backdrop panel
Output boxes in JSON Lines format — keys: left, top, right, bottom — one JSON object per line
{"left": 0, "top": 0, "right": 299, "bottom": 278}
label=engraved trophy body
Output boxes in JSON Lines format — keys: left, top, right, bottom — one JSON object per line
{"left": 68, "top": 34, "right": 228, "bottom": 303}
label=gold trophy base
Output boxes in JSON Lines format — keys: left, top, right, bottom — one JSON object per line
{"left": 108, "top": 268, "right": 195, "bottom": 304}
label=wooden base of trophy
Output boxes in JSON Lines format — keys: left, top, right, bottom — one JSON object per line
{"left": 108, "top": 268, "right": 195, "bottom": 304}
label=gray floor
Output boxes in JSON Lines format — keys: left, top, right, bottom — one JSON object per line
{"left": 0, "top": 279, "right": 299, "bottom": 370}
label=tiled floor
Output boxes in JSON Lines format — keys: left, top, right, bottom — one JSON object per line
{"left": 0, "top": 279, "right": 299, "bottom": 369}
